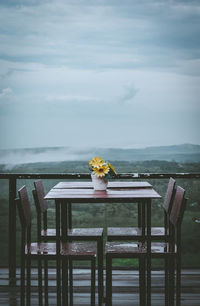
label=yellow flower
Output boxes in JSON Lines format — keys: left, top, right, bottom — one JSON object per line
{"left": 108, "top": 162, "right": 117, "bottom": 176}
{"left": 89, "top": 156, "right": 104, "bottom": 167}
{"left": 93, "top": 164, "right": 109, "bottom": 178}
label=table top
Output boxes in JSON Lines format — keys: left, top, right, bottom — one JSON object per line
{"left": 53, "top": 181, "right": 152, "bottom": 189}
{"left": 45, "top": 181, "right": 161, "bottom": 203}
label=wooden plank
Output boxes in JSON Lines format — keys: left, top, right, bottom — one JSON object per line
{"left": 53, "top": 181, "right": 152, "bottom": 189}
{"left": 45, "top": 188, "right": 161, "bottom": 201}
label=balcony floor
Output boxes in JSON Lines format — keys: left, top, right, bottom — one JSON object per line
{"left": 0, "top": 268, "right": 199, "bottom": 305}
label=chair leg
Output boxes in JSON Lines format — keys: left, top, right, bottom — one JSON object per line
{"left": 38, "top": 258, "right": 43, "bottom": 306}
{"left": 106, "top": 255, "right": 112, "bottom": 306}
{"left": 57, "top": 257, "right": 61, "bottom": 306}
{"left": 26, "top": 256, "right": 31, "bottom": 306}
{"left": 139, "top": 256, "right": 146, "bottom": 306}
{"left": 69, "top": 258, "right": 73, "bottom": 306}
{"left": 62, "top": 257, "right": 68, "bottom": 306}
{"left": 165, "top": 257, "right": 169, "bottom": 306}
{"left": 91, "top": 257, "right": 96, "bottom": 306}
{"left": 169, "top": 256, "right": 175, "bottom": 306}
{"left": 176, "top": 255, "right": 181, "bottom": 306}
{"left": 21, "top": 255, "right": 25, "bottom": 306}
{"left": 44, "top": 259, "right": 48, "bottom": 306}
{"left": 147, "top": 254, "right": 151, "bottom": 306}
{"left": 98, "top": 238, "right": 103, "bottom": 306}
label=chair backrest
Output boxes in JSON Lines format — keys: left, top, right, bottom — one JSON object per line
{"left": 163, "top": 177, "right": 176, "bottom": 213}
{"left": 34, "top": 180, "right": 48, "bottom": 213}
{"left": 170, "top": 186, "right": 186, "bottom": 228}
{"left": 17, "top": 185, "right": 32, "bottom": 228}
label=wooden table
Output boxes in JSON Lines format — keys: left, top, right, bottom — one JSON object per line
{"left": 52, "top": 181, "right": 153, "bottom": 230}
{"left": 45, "top": 181, "right": 161, "bottom": 305}
{"left": 46, "top": 181, "right": 159, "bottom": 244}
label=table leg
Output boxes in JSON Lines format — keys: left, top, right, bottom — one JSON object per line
{"left": 142, "top": 202, "right": 146, "bottom": 242}
{"left": 62, "top": 201, "right": 68, "bottom": 242}
{"left": 68, "top": 202, "right": 72, "bottom": 229}
{"left": 69, "top": 259, "right": 73, "bottom": 306}
{"left": 138, "top": 202, "right": 141, "bottom": 227}
{"left": 62, "top": 257, "right": 68, "bottom": 306}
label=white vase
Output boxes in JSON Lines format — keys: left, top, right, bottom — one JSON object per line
{"left": 91, "top": 173, "right": 108, "bottom": 190}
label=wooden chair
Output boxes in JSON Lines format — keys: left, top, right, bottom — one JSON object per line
{"left": 105, "top": 185, "right": 186, "bottom": 306}
{"left": 16, "top": 185, "right": 58, "bottom": 306}
{"left": 148, "top": 186, "right": 187, "bottom": 306}
{"left": 17, "top": 185, "right": 97, "bottom": 306}
{"left": 105, "top": 241, "right": 146, "bottom": 306}
{"left": 33, "top": 180, "right": 103, "bottom": 305}
{"left": 107, "top": 177, "right": 176, "bottom": 242}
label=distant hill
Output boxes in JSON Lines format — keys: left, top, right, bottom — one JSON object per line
{"left": 98, "top": 144, "right": 200, "bottom": 162}
{"left": 0, "top": 144, "right": 200, "bottom": 165}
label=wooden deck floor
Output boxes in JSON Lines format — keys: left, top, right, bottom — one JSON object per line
{"left": 0, "top": 268, "right": 199, "bottom": 305}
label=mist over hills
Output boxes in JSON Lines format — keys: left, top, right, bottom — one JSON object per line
{"left": 0, "top": 144, "right": 200, "bottom": 166}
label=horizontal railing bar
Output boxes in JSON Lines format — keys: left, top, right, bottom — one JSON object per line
{"left": 0, "top": 173, "right": 200, "bottom": 179}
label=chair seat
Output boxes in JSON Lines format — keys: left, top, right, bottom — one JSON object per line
{"left": 68, "top": 228, "right": 103, "bottom": 237}
{"left": 150, "top": 227, "right": 167, "bottom": 236}
{"left": 106, "top": 241, "right": 177, "bottom": 256}
{"left": 107, "top": 226, "right": 169, "bottom": 239}
{"left": 41, "top": 229, "right": 57, "bottom": 238}
{"left": 41, "top": 227, "right": 103, "bottom": 238}
{"left": 107, "top": 227, "right": 142, "bottom": 239}
{"left": 106, "top": 241, "right": 146, "bottom": 255}
{"left": 25, "top": 241, "right": 97, "bottom": 257}
{"left": 61, "top": 241, "right": 97, "bottom": 256}
{"left": 150, "top": 242, "right": 177, "bottom": 256}
{"left": 25, "top": 242, "right": 57, "bottom": 256}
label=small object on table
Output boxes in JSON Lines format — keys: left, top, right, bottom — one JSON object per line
{"left": 89, "top": 155, "right": 117, "bottom": 190}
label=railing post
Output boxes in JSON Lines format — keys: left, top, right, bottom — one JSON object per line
{"left": 9, "top": 177, "right": 16, "bottom": 285}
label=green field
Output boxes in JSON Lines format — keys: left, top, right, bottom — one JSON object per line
{"left": 0, "top": 160, "right": 200, "bottom": 267}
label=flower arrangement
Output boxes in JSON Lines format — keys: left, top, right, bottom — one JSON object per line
{"left": 88, "top": 156, "right": 117, "bottom": 179}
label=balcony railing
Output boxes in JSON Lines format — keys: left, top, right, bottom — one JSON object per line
{"left": 0, "top": 172, "right": 200, "bottom": 285}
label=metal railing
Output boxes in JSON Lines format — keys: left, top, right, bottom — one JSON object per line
{"left": 1, "top": 172, "right": 200, "bottom": 285}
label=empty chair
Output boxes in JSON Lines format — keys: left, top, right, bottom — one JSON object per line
{"left": 107, "top": 177, "right": 176, "bottom": 242}
{"left": 61, "top": 242, "right": 97, "bottom": 306}
{"left": 105, "top": 185, "right": 186, "bottom": 306}
{"left": 33, "top": 180, "right": 103, "bottom": 305}
{"left": 105, "top": 241, "right": 146, "bottom": 306}
{"left": 17, "top": 185, "right": 97, "bottom": 306}
{"left": 148, "top": 186, "right": 187, "bottom": 306}
{"left": 16, "top": 185, "right": 57, "bottom": 306}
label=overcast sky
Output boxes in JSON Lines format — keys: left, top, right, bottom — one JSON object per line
{"left": 0, "top": 0, "right": 199, "bottom": 150}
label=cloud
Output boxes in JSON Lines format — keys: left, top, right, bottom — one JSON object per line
{"left": 0, "top": 146, "right": 94, "bottom": 166}
{"left": 118, "top": 84, "right": 139, "bottom": 104}
{"left": 0, "top": 0, "right": 199, "bottom": 149}
{"left": 45, "top": 94, "right": 103, "bottom": 105}
{"left": 0, "top": 87, "right": 13, "bottom": 99}
{"left": 0, "top": 0, "right": 199, "bottom": 72}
